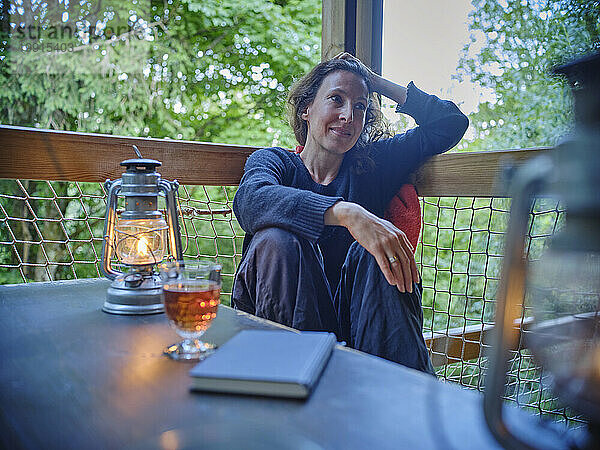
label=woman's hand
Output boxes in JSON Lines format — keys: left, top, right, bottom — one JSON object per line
{"left": 332, "top": 52, "right": 407, "bottom": 106}
{"left": 325, "top": 201, "right": 419, "bottom": 293}
{"left": 333, "top": 51, "right": 380, "bottom": 90}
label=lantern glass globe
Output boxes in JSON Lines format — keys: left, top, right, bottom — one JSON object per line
{"left": 115, "top": 217, "right": 169, "bottom": 266}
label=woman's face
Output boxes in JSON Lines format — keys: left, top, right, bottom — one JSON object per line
{"left": 301, "top": 70, "right": 368, "bottom": 156}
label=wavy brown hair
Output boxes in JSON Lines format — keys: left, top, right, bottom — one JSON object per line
{"left": 287, "top": 58, "right": 390, "bottom": 174}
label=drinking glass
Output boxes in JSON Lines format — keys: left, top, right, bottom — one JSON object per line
{"left": 158, "top": 260, "right": 221, "bottom": 361}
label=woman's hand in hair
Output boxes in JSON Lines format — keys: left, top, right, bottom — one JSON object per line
{"left": 333, "top": 52, "right": 379, "bottom": 88}
{"left": 332, "top": 52, "right": 407, "bottom": 106}
{"left": 325, "top": 201, "right": 419, "bottom": 293}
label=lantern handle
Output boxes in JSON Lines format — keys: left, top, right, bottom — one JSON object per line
{"left": 101, "top": 179, "right": 123, "bottom": 280}
{"left": 484, "top": 155, "right": 554, "bottom": 450}
{"left": 132, "top": 145, "right": 143, "bottom": 159}
{"left": 159, "top": 179, "right": 184, "bottom": 262}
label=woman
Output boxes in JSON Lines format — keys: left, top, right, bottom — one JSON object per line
{"left": 232, "top": 53, "right": 468, "bottom": 374}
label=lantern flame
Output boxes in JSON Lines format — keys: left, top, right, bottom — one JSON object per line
{"left": 136, "top": 235, "right": 150, "bottom": 257}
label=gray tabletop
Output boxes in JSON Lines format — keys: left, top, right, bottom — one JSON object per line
{"left": 0, "top": 279, "right": 575, "bottom": 449}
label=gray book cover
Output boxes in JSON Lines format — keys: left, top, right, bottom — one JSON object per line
{"left": 189, "top": 329, "right": 336, "bottom": 399}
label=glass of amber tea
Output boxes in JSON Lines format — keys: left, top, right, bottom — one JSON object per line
{"left": 158, "top": 260, "right": 221, "bottom": 361}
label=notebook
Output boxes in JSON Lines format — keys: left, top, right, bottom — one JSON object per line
{"left": 189, "top": 329, "right": 336, "bottom": 399}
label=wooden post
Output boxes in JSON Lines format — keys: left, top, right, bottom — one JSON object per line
{"left": 355, "top": 0, "right": 373, "bottom": 68}
{"left": 355, "top": 0, "right": 384, "bottom": 74}
{"left": 322, "top": 0, "right": 346, "bottom": 61}
{"left": 322, "top": 0, "right": 383, "bottom": 71}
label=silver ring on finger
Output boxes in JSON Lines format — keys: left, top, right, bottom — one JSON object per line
{"left": 388, "top": 255, "right": 399, "bottom": 264}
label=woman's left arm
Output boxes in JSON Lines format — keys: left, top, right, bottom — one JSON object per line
{"left": 373, "top": 80, "right": 469, "bottom": 209}
{"left": 342, "top": 55, "right": 468, "bottom": 197}
{"left": 372, "top": 74, "right": 408, "bottom": 107}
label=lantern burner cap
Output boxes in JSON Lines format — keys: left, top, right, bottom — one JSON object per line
{"left": 124, "top": 272, "right": 144, "bottom": 287}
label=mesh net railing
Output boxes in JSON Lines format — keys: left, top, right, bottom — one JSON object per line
{"left": 0, "top": 180, "right": 244, "bottom": 304}
{"left": 418, "top": 196, "right": 584, "bottom": 426}
{"left": 0, "top": 178, "right": 582, "bottom": 425}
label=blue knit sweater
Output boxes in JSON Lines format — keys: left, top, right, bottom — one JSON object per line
{"left": 234, "top": 82, "right": 469, "bottom": 288}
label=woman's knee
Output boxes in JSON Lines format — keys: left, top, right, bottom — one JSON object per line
{"left": 346, "top": 240, "right": 366, "bottom": 259}
{"left": 339, "top": 241, "right": 424, "bottom": 326}
{"left": 236, "top": 227, "right": 337, "bottom": 333}
{"left": 233, "top": 228, "right": 304, "bottom": 316}
{"left": 344, "top": 241, "right": 418, "bottom": 293}
{"left": 248, "top": 227, "right": 304, "bottom": 257}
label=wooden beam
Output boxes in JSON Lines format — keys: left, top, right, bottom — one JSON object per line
{"left": 321, "top": 0, "right": 346, "bottom": 61}
{"left": 355, "top": 0, "right": 373, "bottom": 68}
{"left": 520, "top": 311, "right": 599, "bottom": 349}
{"left": 0, "top": 125, "right": 256, "bottom": 185}
{"left": 425, "top": 317, "right": 534, "bottom": 367}
{"left": 413, "top": 148, "right": 553, "bottom": 197}
{"left": 0, "top": 125, "right": 553, "bottom": 196}
{"left": 369, "top": 0, "right": 383, "bottom": 75}
{"left": 425, "top": 323, "right": 494, "bottom": 367}
{"left": 425, "top": 312, "right": 596, "bottom": 367}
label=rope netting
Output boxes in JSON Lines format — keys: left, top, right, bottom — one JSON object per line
{"left": 418, "top": 195, "right": 583, "bottom": 426}
{"left": 0, "top": 178, "right": 582, "bottom": 425}
{"left": 0, "top": 180, "right": 243, "bottom": 304}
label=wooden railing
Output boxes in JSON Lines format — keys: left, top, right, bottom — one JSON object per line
{"left": 0, "top": 125, "right": 551, "bottom": 195}
{"left": 0, "top": 124, "right": 554, "bottom": 365}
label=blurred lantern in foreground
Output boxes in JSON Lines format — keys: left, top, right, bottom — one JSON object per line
{"left": 101, "top": 146, "right": 183, "bottom": 314}
{"left": 484, "top": 52, "right": 600, "bottom": 449}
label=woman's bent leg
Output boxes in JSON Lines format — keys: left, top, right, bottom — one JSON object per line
{"left": 232, "top": 227, "right": 340, "bottom": 335}
{"left": 335, "top": 242, "right": 434, "bottom": 374}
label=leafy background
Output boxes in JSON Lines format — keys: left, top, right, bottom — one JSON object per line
{"left": 0, "top": 0, "right": 322, "bottom": 289}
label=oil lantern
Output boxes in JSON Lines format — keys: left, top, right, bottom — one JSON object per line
{"left": 100, "top": 146, "right": 183, "bottom": 314}
{"left": 484, "top": 52, "right": 600, "bottom": 448}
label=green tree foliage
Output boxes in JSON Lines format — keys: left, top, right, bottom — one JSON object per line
{"left": 0, "top": 0, "right": 321, "bottom": 285}
{"left": 1, "top": 0, "right": 320, "bottom": 146}
{"left": 426, "top": 1, "right": 595, "bottom": 405}
{"left": 457, "top": 0, "right": 600, "bottom": 151}
{"left": 428, "top": 0, "right": 599, "bottom": 314}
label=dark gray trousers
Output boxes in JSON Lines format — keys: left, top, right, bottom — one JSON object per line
{"left": 232, "top": 227, "right": 434, "bottom": 374}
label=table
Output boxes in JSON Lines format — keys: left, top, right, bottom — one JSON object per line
{"left": 0, "top": 279, "right": 579, "bottom": 449}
